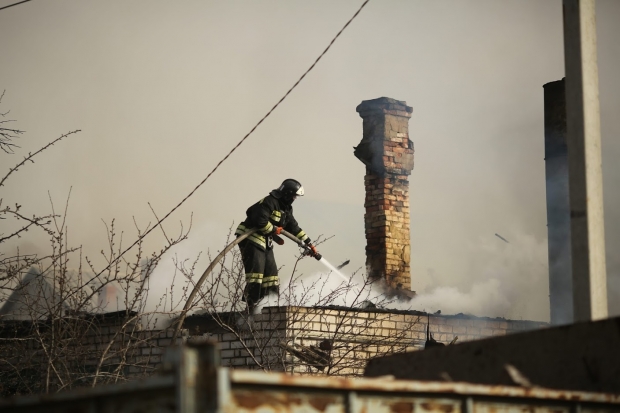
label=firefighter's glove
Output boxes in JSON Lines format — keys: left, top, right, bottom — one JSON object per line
{"left": 308, "top": 243, "right": 319, "bottom": 258}
{"left": 273, "top": 226, "right": 283, "bottom": 235}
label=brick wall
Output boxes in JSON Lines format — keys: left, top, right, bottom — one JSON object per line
{"left": 0, "top": 315, "right": 188, "bottom": 396}
{"left": 186, "top": 306, "right": 547, "bottom": 378}
{"left": 77, "top": 325, "right": 187, "bottom": 377}
{"left": 1, "top": 307, "right": 548, "bottom": 394}
{"left": 286, "top": 307, "right": 545, "bottom": 377}
{"left": 189, "top": 309, "right": 288, "bottom": 370}
{"left": 355, "top": 97, "right": 415, "bottom": 290}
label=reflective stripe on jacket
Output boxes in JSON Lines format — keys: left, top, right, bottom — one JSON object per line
{"left": 235, "top": 224, "right": 267, "bottom": 249}
{"left": 236, "top": 192, "right": 310, "bottom": 251}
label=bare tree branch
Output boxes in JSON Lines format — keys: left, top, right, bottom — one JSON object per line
{"left": 0, "top": 129, "right": 80, "bottom": 189}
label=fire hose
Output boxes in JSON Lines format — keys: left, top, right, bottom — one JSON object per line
{"left": 172, "top": 228, "right": 320, "bottom": 339}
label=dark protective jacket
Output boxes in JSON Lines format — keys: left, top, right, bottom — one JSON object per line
{"left": 235, "top": 190, "right": 310, "bottom": 250}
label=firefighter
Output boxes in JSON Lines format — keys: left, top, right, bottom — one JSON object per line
{"left": 235, "top": 179, "right": 319, "bottom": 313}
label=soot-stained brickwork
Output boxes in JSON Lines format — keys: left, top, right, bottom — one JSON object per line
{"left": 355, "top": 97, "right": 415, "bottom": 291}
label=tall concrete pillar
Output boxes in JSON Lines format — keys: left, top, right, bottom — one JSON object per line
{"left": 544, "top": 79, "right": 573, "bottom": 325}
{"left": 354, "top": 97, "right": 414, "bottom": 291}
{"left": 563, "top": 0, "right": 608, "bottom": 321}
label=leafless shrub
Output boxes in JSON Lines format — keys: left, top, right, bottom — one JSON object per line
{"left": 179, "top": 231, "right": 419, "bottom": 377}
{"left": 0, "top": 99, "right": 194, "bottom": 396}
{"left": 0, "top": 91, "right": 24, "bottom": 154}
{"left": 0, "top": 189, "right": 195, "bottom": 395}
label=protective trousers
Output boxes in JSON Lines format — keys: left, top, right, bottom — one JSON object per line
{"left": 238, "top": 240, "right": 279, "bottom": 312}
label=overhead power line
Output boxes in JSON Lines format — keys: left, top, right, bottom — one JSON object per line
{"left": 0, "top": 0, "right": 32, "bottom": 11}
{"left": 95, "top": 0, "right": 371, "bottom": 278}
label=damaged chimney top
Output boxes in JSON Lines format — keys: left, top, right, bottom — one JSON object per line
{"left": 355, "top": 97, "right": 414, "bottom": 292}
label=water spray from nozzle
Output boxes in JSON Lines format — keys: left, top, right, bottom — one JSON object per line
{"left": 279, "top": 228, "right": 356, "bottom": 292}
{"left": 318, "top": 257, "right": 364, "bottom": 301}
{"left": 318, "top": 257, "right": 349, "bottom": 284}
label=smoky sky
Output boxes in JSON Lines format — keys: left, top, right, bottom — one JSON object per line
{"left": 1, "top": 0, "right": 619, "bottom": 322}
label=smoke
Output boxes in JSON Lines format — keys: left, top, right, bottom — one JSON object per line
{"left": 235, "top": 226, "right": 549, "bottom": 322}
{"left": 143, "top": 220, "right": 235, "bottom": 312}
{"left": 253, "top": 231, "right": 544, "bottom": 321}
{"left": 403, "top": 280, "right": 510, "bottom": 316}
{"left": 405, "top": 230, "right": 549, "bottom": 320}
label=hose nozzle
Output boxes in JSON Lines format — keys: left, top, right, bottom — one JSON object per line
{"left": 279, "top": 228, "right": 322, "bottom": 261}
{"left": 300, "top": 245, "right": 321, "bottom": 261}
{"left": 302, "top": 248, "right": 322, "bottom": 261}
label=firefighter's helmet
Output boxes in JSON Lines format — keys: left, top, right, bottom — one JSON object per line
{"left": 278, "top": 179, "right": 304, "bottom": 199}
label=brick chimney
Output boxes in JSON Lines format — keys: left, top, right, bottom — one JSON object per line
{"left": 355, "top": 97, "right": 414, "bottom": 291}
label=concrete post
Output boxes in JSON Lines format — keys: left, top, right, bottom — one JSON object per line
{"left": 544, "top": 79, "right": 573, "bottom": 325}
{"left": 355, "top": 97, "right": 414, "bottom": 291}
{"left": 563, "top": 0, "right": 608, "bottom": 321}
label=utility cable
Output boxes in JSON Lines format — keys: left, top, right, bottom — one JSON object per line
{"left": 95, "top": 0, "right": 370, "bottom": 278}
{"left": 0, "top": 0, "right": 31, "bottom": 11}
{"left": 96, "top": 0, "right": 370, "bottom": 277}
